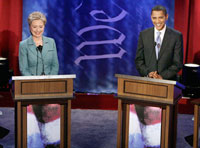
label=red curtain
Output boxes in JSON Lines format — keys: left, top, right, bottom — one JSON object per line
{"left": 175, "top": 0, "right": 200, "bottom": 64}
{"left": 0, "top": 0, "right": 22, "bottom": 75}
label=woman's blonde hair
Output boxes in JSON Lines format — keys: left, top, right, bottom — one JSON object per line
{"left": 28, "top": 11, "right": 47, "bottom": 26}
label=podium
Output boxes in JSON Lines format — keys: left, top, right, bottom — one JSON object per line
{"left": 12, "top": 75, "right": 76, "bottom": 148}
{"left": 115, "top": 74, "right": 185, "bottom": 148}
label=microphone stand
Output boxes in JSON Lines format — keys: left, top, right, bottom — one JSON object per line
{"left": 36, "top": 47, "right": 39, "bottom": 75}
{"left": 40, "top": 52, "right": 45, "bottom": 75}
{"left": 37, "top": 45, "right": 45, "bottom": 75}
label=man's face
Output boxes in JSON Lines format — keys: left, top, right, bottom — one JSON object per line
{"left": 151, "top": 10, "right": 168, "bottom": 31}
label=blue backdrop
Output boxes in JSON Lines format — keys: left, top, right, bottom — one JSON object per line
{"left": 22, "top": 0, "right": 174, "bottom": 93}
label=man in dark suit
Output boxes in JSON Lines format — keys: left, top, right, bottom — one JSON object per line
{"left": 132, "top": 5, "right": 183, "bottom": 147}
{"left": 135, "top": 5, "right": 183, "bottom": 80}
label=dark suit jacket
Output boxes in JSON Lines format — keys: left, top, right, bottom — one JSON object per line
{"left": 135, "top": 27, "right": 183, "bottom": 80}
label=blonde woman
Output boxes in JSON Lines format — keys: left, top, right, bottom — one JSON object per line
{"left": 19, "top": 11, "right": 60, "bottom": 147}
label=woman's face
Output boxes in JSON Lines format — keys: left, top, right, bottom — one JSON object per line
{"left": 30, "top": 19, "right": 45, "bottom": 38}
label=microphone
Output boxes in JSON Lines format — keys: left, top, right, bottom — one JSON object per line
{"left": 37, "top": 45, "right": 43, "bottom": 53}
{"left": 36, "top": 45, "right": 45, "bottom": 75}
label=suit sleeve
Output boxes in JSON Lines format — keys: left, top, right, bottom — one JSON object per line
{"left": 50, "top": 39, "right": 59, "bottom": 75}
{"left": 19, "top": 42, "right": 32, "bottom": 76}
{"left": 135, "top": 32, "right": 149, "bottom": 76}
{"left": 159, "top": 33, "right": 183, "bottom": 80}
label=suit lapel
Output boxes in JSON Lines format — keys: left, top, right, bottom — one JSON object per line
{"left": 42, "top": 36, "right": 49, "bottom": 57}
{"left": 27, "top": 36, "right": 42, "bottom": 58}
{"left": 158, "top": 27, "right": 170, "bottom": 60}
{"left": 27, "top": 36, "right": 50, "bottom": 58}
{"left": 149, "top": 28, "right": 156, "bottom": 60}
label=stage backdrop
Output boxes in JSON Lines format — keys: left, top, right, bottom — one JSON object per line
{"left": 22, "top": 0, "right": 174, "bottom": 93}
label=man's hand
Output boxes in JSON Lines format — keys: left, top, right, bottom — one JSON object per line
{"left": 148, "top": 71, "right": 163, "bottom": 79}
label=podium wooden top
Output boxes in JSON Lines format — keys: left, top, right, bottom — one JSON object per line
{"left": 12, "top": 74, "right": 75, "bottom": 101}
{"left": 12, "top": 74, "right": 76, "bottom": 80}
{"left": 115, "top": 74, "right": 185, "bottom": 89}
{"left": 115, "top": 74, "right": 185, "bottom": 104}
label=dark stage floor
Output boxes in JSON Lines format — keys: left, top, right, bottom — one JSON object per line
{"left": 0, "top": 107, "right": 197, "bottom": 148}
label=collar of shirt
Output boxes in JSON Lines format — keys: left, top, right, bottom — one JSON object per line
{"left": 154, "top": 25, "right": 166, "bottom": 44}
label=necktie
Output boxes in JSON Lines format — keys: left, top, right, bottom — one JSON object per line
{"left": 155, "top": 32, "right": 161, "bottom": 59}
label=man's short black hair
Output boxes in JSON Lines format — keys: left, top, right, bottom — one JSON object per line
{"left": 151, "top": 5, "right": 167, "bottom": 16}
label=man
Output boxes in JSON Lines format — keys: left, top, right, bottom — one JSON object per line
{"left": 132, "top": 5, "right": 183, "bottom": 147}
{"left": 135, "top": 5, "right": 183, "bottom": 80}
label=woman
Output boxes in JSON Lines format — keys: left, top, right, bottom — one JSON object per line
{"left": 19, "top": 11, "right": 59, "bottom": 76}
{"left": 18, "top": 12, "right": 60, "bottom": 148}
